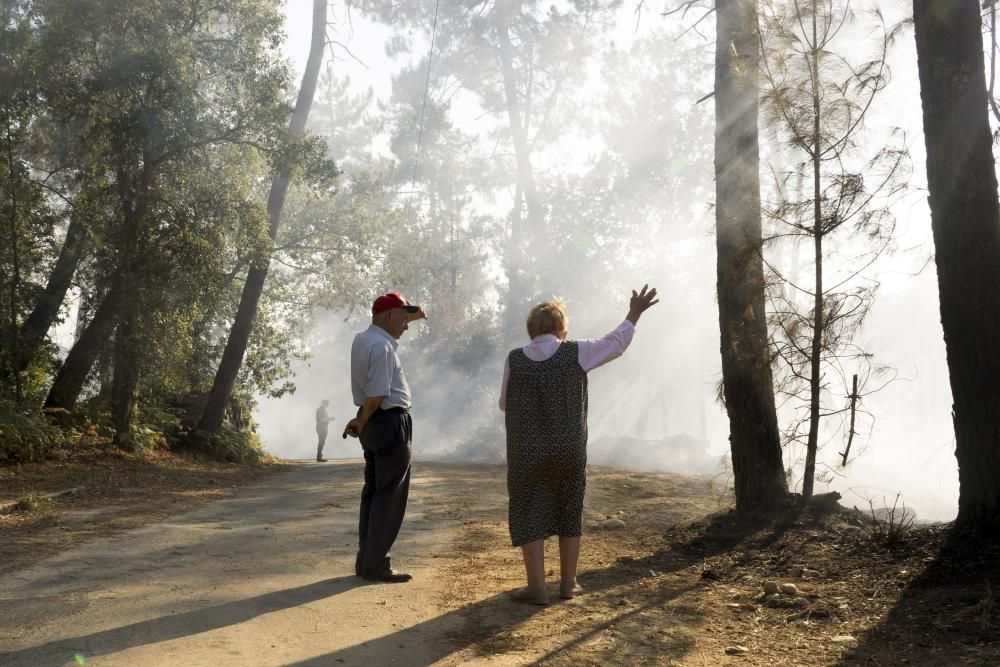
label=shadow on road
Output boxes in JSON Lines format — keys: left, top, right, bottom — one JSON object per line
{"left": 0, "top": 576, "right": 361, "bottom": 664}
{"left": 289, "top": 508, "right": 791, "bottom": 665}
{"left": 284, "top": 585, "right": 701, "bottom": 666}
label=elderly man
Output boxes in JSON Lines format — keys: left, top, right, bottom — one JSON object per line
{"left": 343, "top": 292, "right": 426, "bottom": 583}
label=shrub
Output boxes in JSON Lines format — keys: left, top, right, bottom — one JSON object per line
{"left": 13, "top": 492, "right": 43, "bottom": 512}
{"left": 446, "top": 419, "right": 506, "bottom": 463}
{"left": 177, "top": 392, "right": 268, "bottom": 464}
{"left": 863, "top": 493, "right": 915, "bottom": 547}
{"left": 68, "top": 399, "right": 115, "bottom": 439}
{"left": 187, "top": 423, "right": 268, "bottom": 465}
{"left": 0, "top": 404, "right": 63, "bottom": 462}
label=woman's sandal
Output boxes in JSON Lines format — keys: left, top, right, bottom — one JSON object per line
{"left": 510, "top": 586, "right": 550, "bottom": 605}
{"left": 560, "top": 581, "right": 584, "bottom": 599}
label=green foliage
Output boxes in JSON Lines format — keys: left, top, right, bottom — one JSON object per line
{"left": 186, "top": 422, "right": 268, "bottom": 466}
{"left": 13, "top": 344, "right": 60, "bottom": 405}
{"left": 13, "top": 492, "right": 43, "bottom": 512}
{"left": 202, "top": 422, "right": 269, "bottom": 466}
{"left": 146, "top": 392, "right": 266, "bottom": 464}
{"left": 0, "top": 403, "right": 62, "bottom": 462}
{"left": 30, "top": 0, "right": 305, "bottom": 439}
{"left": 0, "top": 1, "right": 346, "bottom": 460}
{"left": 0, "top": 1, "right": 61, "bottom": 402}
{"left": 68, "top": 399, "right": 116, "bottom": 438}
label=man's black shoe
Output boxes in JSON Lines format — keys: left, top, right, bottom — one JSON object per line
{"left": 316, "top": 457, "right": 327, "bottom": 462}
{"left": 361, "top": 568, "right": 412, "bottom": 583}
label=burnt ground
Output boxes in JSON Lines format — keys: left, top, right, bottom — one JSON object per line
{"left": 429, "top": 469, "right": 1000, "bottom": 666}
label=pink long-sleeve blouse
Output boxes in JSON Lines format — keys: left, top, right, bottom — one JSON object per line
{"left": 498, "top": 319, "right": 635, "bottom": 411}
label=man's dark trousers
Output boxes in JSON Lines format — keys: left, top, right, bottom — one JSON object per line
{"left": 357, "top": 408, "right": 412, "bottom": 573}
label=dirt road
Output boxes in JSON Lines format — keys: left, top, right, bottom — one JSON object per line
{"left": 1, "top": 462, "right": 472, "bottom": 665}
{"left": 11, "top": 459, "right": 981, "bottom": 666}
{"left": 1, "top": 461, "right": 726, "bottom": 666}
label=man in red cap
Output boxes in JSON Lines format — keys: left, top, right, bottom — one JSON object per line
{"left": 343, "top": 292, "right": 426, "bottom": 582}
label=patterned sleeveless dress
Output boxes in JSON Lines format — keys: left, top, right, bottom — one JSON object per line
{"left": 504, "top": 341, "right": 589, "bottom": 546}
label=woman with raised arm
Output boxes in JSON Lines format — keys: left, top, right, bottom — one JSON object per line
{"left": 499, "top": 285, "right": 659, "bottom": 605}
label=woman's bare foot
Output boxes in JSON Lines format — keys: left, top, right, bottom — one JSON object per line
{"left": 510, "top": 586, "right": 550, "bottom": 605}
{"left": 560, "top": 579, "right": 584, "bottom": 599}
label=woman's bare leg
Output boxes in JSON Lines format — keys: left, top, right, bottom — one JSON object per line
{"left": 520, "top": 539, "right": 546, "bottom": 589}
{"left": 558, "top": 536, "right": 581, "bottom": 586}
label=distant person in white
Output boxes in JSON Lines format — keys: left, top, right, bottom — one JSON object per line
{"left": 315, "top": 400, "right": 332, "bottom": 462}
{"left": 499, "top": 286, "right": 659, "bottom": 605}
{"left": 342, "top": 292, "right": 426, "bottom": 583}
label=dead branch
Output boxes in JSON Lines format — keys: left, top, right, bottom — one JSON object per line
{"left": 840, "top": 373, "right": 858, "bottom": 466}
{"left": 663, "top": 0, "right": 708, "bottom": 19}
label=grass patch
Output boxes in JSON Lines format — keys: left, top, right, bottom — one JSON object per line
{"left": 13, "top": 492, "right": 44, "bottom": 512}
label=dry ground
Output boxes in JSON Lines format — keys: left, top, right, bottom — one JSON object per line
{"left": 2, "top": 450, "right": 998, "bottom": 666}
{"left": 432, "top": 468, "right": 1000, "bottom": 666}
{"left": 0, "top": 438, "right": 286, "bottom": 575}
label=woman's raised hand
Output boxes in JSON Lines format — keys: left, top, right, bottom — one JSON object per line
{"left": 626, "top": 284, "right": 659, "bottom": 325}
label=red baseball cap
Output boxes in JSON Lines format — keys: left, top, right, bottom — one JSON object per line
{"left": 372, "top": 292, "right": 421, "bottom": 315}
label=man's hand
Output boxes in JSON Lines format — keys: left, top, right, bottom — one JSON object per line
{"left": 406, "top": 307, "right": 427, "bottom": 322}
{"left": 626, "top": 284, "right": 659, "bottom": 325}
{"left": 344, "top": 396, "right": 384, "bottom": 439}
{"left": 343, "top": 418, "right": 364, "bottom": 439}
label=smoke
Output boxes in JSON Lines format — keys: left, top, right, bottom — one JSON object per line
{"left": 255, "top": 309, "right": 506, "bottom": 462}
{"left": 263, "top": 1, "right": 961, "bottom": 523}
{"left": 256, "top": 231, "right": 959, "bottom": 522}
{"left": 830, "top": 258, "right": 958, "bottom": 522}
{"left": 255, "top": 313, "right": 357, "bottom": 461}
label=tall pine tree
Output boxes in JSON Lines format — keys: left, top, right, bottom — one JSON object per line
{"left": 913, "top": 0, "right": 1000, "bottom": 535}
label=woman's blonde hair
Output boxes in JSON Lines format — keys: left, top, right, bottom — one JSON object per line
{"left": 526, "top": 298, "right": 569, "bottom": 339}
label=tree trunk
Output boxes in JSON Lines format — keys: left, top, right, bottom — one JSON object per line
{"left": 913, "top": 0, "right": 1000, "bottom": 535}
{"left": 5, "top": 119, "right": 22, "bottom": 403}
{"left": 714, "top": 0, "right": 788, "bottom": 511}
{"left": 109, "top": 157, "right": 151, "bottom": 448}
{"left": 504, "top": 183, "right": 524, "bottom": 350}
{"left": 14, "top": 215, "right": 89, "bottom": 374}
{"left": 497, "top": 5, "right": 546, "bottom": 349}
{"left": 496, "top": 10, "right": 543, "bottom": 232}
{"left": 197, "top": 0, "right": 328, "bottom": 435}
{"left": 45, "top": 285, "right": 122, "bottom": 410}
{"left": 110, "top": 281, "right": 140, "bottom": 446}
{"left": 802, "top": 4, "right": 823, "bottom": 500}
{"left": 97, "top": 339, "right": 113, "bottom": 401}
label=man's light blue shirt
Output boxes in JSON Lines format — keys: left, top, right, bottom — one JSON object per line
{"left": 351, "top": 325, "right": 411, "bottom": 409}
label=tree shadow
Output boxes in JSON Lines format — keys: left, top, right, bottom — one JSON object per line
{"left": 526, "top": 594, "right": 700, "bottom": 665}
{"left": 0, "top": 576, "right": 362, "bottom": 665}
{"left": 289, "top": 506, "right": 801, "bottom": 665}
{"left": 284, "top": 589, "right": 545, "bottom": 666}
{"left": 285, "top": 580, "right": 702, "bottom": 666}
{"left": 838, "top": 528, "right": 1000, "bottom": 665}
{"left": 630, "top": 498, "right": 811, "bottom": 568}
